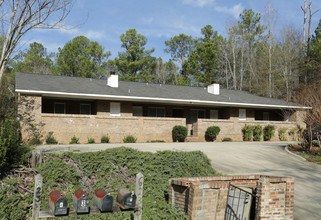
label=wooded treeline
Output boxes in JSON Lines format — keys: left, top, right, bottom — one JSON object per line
{"left": 4, "top": 6, "right": 321, "bottom": 102}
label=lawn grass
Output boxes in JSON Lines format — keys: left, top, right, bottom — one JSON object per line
{"left": 288, "top": 144, "right": 321, "bottom": 165}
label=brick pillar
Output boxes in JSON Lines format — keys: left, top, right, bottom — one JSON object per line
{"left": 257, "top": 177, "right": 293, "bottom": 219}
{"left": 18, "top": 95, "right": 42, "bottom": 143}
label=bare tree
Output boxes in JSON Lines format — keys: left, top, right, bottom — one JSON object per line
{"left": 263, "top": 2, "right": 278, "bottom": 98}
{"left": 307, "top": 0, "right": 321, "bottom": 43}
{"left": 301, "top": 0, "right": 307, "bottom": 43}
{"left": 293, "top": 81, "right": 321, "bottom": 150}
{"left": 0, "top": 0, "right": 73, "bottom": 83}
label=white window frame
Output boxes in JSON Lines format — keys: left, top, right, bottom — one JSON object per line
{"left": 54, "top": 102, "right": 65, "bottom": 114}
{"left": 110, "top": 102, "right": 121, "bottom": 116}
{"left": 80, "top": 103, "right": 91, "bottom": 115}
{"left": 239, "top": 109, "right": 246, "bottom": 120}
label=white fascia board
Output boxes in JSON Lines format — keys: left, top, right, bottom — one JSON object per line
{"left": 15, "top": 89, "right": 311, "bottom": 109}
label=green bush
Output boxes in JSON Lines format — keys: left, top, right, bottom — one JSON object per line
{"left": 101, "top": 135, "right": 110, "bottom": 143}
{"left": 278, "top": 128, "right": 287, "bottom": 141}
{"left": 288, "top": 127, "right": 299, "bottom": 141}
{"left": 123, "top": 135, "right": 137, "bottom": 143}
{"left": 222, "top": 137, "right": 232, "bottom": 142}
{"left": 28, "top": 137, "right": 42, "bottom": 146}
{"left": 69, "top": 135, "right": 80, "bottom": 144}
{"left": 0, "top": 114, "right": 22, "bottom": 173}
{"left": 172, "top": 125, "right": 187, "bottom": 142}
{"left": 263, "top": 125, "right": 275, "bottom": 141}
{"left": 45, "top": 134, "right": 58, "bottom": 144}
{"left": 252, "top": 125, "right": 262, "bottom": 141}
{"left": 151, "top": 140, "right": 165, "bottom": 143}
{"left": 88, "top": 138, "right": 95, "bottom": 144}
{"left": 242, "top": 124, "right": 253, "bottom": 141}
{"left": 205, "top": 126, "right": 221, "bottom": 141}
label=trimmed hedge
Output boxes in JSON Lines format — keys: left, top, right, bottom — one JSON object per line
{"left": 172, "top": 125, "right": 187, "bottom": 142}
{"left": 263, "top": 125, "right": 275, "bottom": 141}
{"left": 205, "top": 126, "right": 220, "bottom": 141}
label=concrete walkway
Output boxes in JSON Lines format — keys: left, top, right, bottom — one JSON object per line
{"left": 36, "top": 141, "right": 321, "bottom": 220}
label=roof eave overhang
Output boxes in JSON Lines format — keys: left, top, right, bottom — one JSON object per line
{"left": 15, "top": 89, "right": 311, "bottom": 110}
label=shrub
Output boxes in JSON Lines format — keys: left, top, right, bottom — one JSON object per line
{"left": 263, "top": 125, "right": 275, "bottom": 141}
{"left": 205, "top": 126, "right": 221, "bottom": 141}
{"left": 69, "top": 135, "right": 79, "bottom": 144}
{"left": 101, "top": 135, "right": 110, "bottom": 143}
{"left": 172, "top": 125, "right": 188, "bottom": 142}
{"left": 288, "top": 127, "right": 299, "bottom": 141}
{"left": 0, "top": 115, "right": 22, "bottom": 173}
{"left": 46, "top": 134, "right": 58, "bottom": 144}
{"left": 278, "top": 128, "right": 287, "bottom": 141}
{"left": 28, "top": 137, "right": 42, "bottom": 146}
{"left": 151, "top": 140, "right": 165, "bottom": 143}
{"left": 242, "top": 124, "right": 253, "bottom": 141}
{"left": 222, "top": 137, "right": 232, "bottom": 142}
{"left": 88, "top": 138, "right": 95, "bottom": 144}
{"left": 123, "top": 135, "right": 137, "bottom": 143}
{"left": 252, "top": 125, "right": 262, "bottom": 141}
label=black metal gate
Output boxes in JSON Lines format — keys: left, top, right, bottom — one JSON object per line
{"left": 224, "top": 184, "right": 259, "bottom": 220}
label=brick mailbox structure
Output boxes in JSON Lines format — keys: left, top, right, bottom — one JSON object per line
{"left": 169, "top": 175, "right": 294, "bottom": 220}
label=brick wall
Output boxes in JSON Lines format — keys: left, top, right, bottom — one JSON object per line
{"left": 18, "top": 95, "right": 42, "bottom": 143}
{"left": 40, "top": 114, "right": 186, "bottom": 144}
{"left": 169, "top": 175, "right": 294, "bottom": 220}
{"left": 196, "top": 119, "right": 300, "bottom": 142}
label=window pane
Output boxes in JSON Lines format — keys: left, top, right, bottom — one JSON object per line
{"left": 157, "top": 108, "right": 165, "bottom": 117}
{"left": 110, "top": 102, "right": 121, "bottom": 116}
{"left": 133, "top": 106, "right": 143, "bottom": 116}
{"left": 263, "top": 112, "right": 269, "bottom": 121}
{"left": 80, "top": 104, "right": 91, "bottom": 115}
{"left": 173, "top": 109, "right": 184, "bottom": 118}
{"left": 239, "top": 109, "right": 246, "bottom": 120}
{"left": 210, "top": 110, "right": 218, "bottom": 119}
{"left": 54, "top": 103, "right": 65, "bottom": 114}
{"left": 198, "top": 110, "right": 205, "bottom": 119}
{"left": 148, "top": 107, "right": 157, "bottom": 117}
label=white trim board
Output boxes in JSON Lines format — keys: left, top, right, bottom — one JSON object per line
{"left": 16, "top": 89, "right": 310, "bottom": 109}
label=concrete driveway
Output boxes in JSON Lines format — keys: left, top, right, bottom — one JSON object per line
{"left": 36, "top": 141, "right": 321, "bottom": 220}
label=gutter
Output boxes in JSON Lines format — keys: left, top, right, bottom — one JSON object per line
{"left": 15, "top": 89, "right": 311, "bottom": 110}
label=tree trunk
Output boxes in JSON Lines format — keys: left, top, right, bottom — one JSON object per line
{"left": 0, "top": 63, "right": 6, "bottom": 84}
{"left": 308, "top": 0, "right": 312, "bottom": 43}
{"left": 302, "top": 0, "right": 307, "bottom": 43}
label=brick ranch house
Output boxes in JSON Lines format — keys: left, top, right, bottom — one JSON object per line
{"left": 15, "top": 72, "right": 307, "bottom": 144}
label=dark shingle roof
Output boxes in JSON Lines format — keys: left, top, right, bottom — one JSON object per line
{"left": 15, "top": 72, "right": 300, "bottom": 108}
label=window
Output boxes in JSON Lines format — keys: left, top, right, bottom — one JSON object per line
{"left": 210, "top": 110, "right": 218, "bottom": 119}
{"left": 239, "top": 109, "right": 246, "bottom": 120}
{"left": 284, "top": 112, "right": 291, "bottom": 122}
{"left": 54, "top": 102, "right": 65, "bottom": 114}
{"left": 173, "top": 109, "right": 184, "bottom": 118}
{"left": 110, "top": 102, "right": 121, "bottom": 116}
{"left": 80, "top": 104, "right": 91, "bottom": 115}
{"left": 190, "top": 109, "right": 206, "bottom": 123}
{"left": 148, "top": 107, "right": 165, "bottom": 117}
{"left": 133, "top": 106, "right": 143, "bottom": 116}
{"left": 263, "top": 112, "right": 270, "bottom": 121}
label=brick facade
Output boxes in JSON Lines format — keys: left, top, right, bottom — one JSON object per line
{"left": 18, "top": 94, "right": 305, "bottom": 144}
{"left": 169, "top": 175, "right": 294, "bottom": 220}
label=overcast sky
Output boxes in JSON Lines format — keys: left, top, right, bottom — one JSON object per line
{"left": 23, "top": 0, "right": 321, "bottom": 61}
